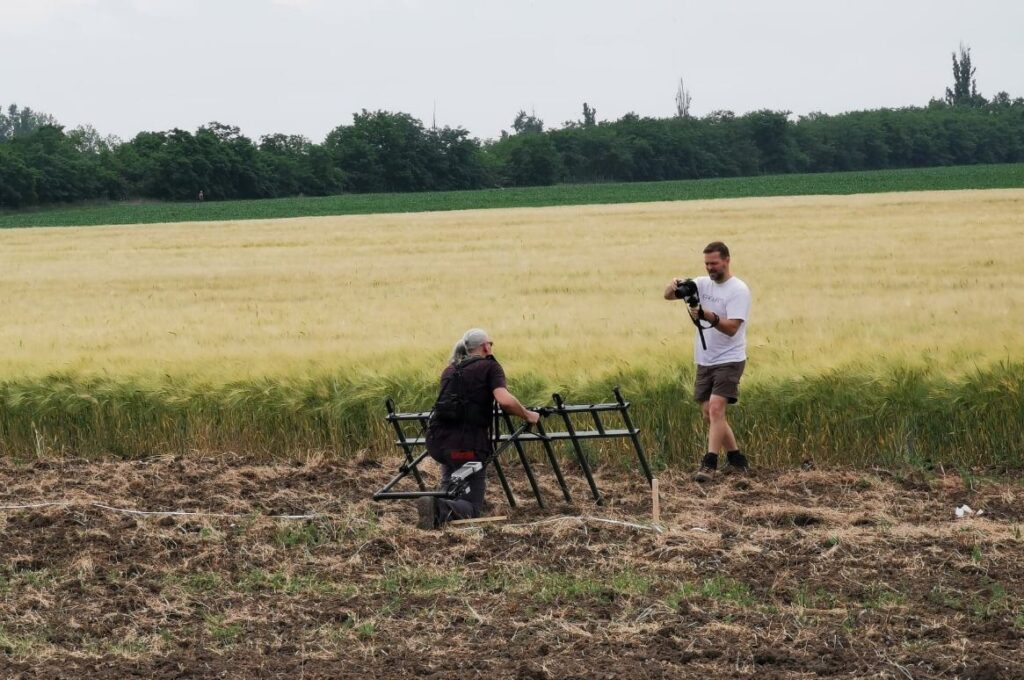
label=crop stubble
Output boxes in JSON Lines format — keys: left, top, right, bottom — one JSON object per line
{"left": 1, "top": 456, "right": 1022, "bottom": 678}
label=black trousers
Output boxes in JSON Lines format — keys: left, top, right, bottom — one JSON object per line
{"left": 436, "top": 462, "right": 487, "bottom": 524}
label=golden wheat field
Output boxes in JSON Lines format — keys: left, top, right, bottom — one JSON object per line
{"left": 1, "top": 188, "right": 1022, "bottom": 384}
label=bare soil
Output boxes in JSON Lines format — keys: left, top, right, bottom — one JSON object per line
{"left": 1, "top": 455, "right": 1022, "bottom": 679}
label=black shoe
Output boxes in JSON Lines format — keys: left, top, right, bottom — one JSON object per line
{"left": 724, "top": 451, "right": 749, "bottom": 474}
{"left": 415, "top": 496, "right": 437, "bottom": 530}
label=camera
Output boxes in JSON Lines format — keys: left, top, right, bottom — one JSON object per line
{"left": 673, "top": 278, "right": 699, "bottom": 306}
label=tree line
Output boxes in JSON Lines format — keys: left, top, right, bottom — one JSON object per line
{"left": 2, "top": 47, "right": 1022, "bottom": 209}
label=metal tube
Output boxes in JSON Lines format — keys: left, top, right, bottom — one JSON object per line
{"left": 373, "top": 490, "right": 453, "bottom": 500}
{"left": 372, "top": 448, "right": 432, "bottom": 500}
{"left": 490, "top": 458, "right": 516, "bottom": 507}
{"left": 536, "top": 417, "right": 572, "bottom": 502}
{"left": 386, "top": 398, "right": 426, "bottom": 490}
{"left": 489, "top": 413, "right": 518, "bottom": 507}
{"left": 500, "top": 411, "right": 544, "bottom": 508}
{"left": 553, "top": 392, "right": 603, "bottom": 504}
{"left": 614, "top": 386, "right": 653, "bottom": 484}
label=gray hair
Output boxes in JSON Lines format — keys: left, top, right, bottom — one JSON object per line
{"left": 448, "top": 328, "right": 489, "bottom": 365}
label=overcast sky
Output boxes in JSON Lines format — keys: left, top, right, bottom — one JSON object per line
{"left": 2, "top": 0, "right": 1022, "bottom": 143}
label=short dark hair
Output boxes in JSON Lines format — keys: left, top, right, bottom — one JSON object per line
{"left": 703, "top": 241, "right": 730, "bottom": 258}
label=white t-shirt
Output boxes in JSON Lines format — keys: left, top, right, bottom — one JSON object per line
{"left": 691, "top": 275, "right": 751, "bottom": 366}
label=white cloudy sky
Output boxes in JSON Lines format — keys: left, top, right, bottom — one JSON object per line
{"left": 2, "top": 0, "right": 1021, "bottom": 143}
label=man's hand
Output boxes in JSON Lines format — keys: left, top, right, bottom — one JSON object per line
{"left": 664, "top": 278, "right": 684, "bottom": 300}
{"left": 687, "top": 306, "right": 701, "bottom": 321}
{"left": 525, "top": 410, "right": 541, "bottom": 425}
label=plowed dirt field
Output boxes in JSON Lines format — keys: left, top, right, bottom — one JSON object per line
{"left": 2, "top": 456, "right": 1022, "bottom": 678}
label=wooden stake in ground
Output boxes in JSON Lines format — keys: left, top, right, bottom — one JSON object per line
{"left": 449, "top": 515, "right": 508, "bottom": 526}
{"left": 652, "top": 478, "right": 660, "bottom": 525}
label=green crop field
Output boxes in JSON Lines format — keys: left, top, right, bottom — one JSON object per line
{"left": 1, "top": 185, "right": 1022, "bottom": 467}
{"left": 1, "top": 163, "right": 1023, "bottom": 229}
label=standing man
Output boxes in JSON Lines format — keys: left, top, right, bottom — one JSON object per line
{"left": 664, "top": 242, "right": 751, "bottom": 481}
{"left": 418, "top": 328, "right": 540, "bottom": 529}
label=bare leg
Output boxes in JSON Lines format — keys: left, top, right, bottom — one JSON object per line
{"left": 707, "top": 395, "right": 737, "bottom": 454}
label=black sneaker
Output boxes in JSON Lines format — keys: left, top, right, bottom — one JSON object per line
{"left": 693, "top": 452, "right": 718, "bottom": 483}
{"left": 415, "top": 496, "right": 437, "bottom": 530}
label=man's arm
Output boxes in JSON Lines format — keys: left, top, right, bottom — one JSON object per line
{"left": 663, "top": 278, "right": 683, "bottom": 300}
{"left": 493, "top": 387, "right": 541, "bottom": 424}
{"left": 696, "top": 309, "right": 744, "bottom": 337}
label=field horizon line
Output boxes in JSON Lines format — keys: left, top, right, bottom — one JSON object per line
{"left": 2, "top": 162, "right": 1023, "bottom": 229}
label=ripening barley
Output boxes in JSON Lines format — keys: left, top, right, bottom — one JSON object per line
{"left": 1, "top": 188, "right": 1022, "bottom": 463}
{"left": 1, "top": 189, "right": 1021, "bottom": 381}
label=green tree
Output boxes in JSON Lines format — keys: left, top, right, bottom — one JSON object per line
{"left": 498, "top": 133, "right": 562, "bottom": 186}
{"left": 195, "top": 122, "right": 269, "bottom": 199}
{"left": 512, "top": 110, "right": 544, "bottom": 135}
{"left": 742, "top": 110, "right": 804, "bottom": 173}
{"left": 325, "top": 110, "right": 434, "bottom": 192}
{"left": 945, "top": 44, "right": 986, "bottom": 107}
{"left": 67, "top": 124, "right": 115, "bottom": 154}
{"left": 675, "top": 79, "right": 692, "bottom": 118}
{"left": 304, "top": 144, "right": 346, "bottom": 195}
{"left": 259, "top": 133, "right": 315, "bottom": 196}
{"left": 0, "top": 145, "right": 37, "bottom": 207}
{"left": 582, "top": 102, "right": 597, "bottom": 127}
{"left": 0, "top": 104, "right": 59, "bottom": 142}
{"left": 423, "top": 126, "right": 491, "bottom": 190}
{"left": 7, "top": 125, "right": 103, "bottom": 203}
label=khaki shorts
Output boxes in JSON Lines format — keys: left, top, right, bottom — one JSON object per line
{"left": 694, "top": 361, "right": 746, "bottom": 404}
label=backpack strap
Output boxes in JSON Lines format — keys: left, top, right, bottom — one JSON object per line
{"left": 439, "top": 355, "right": 484, "bottom": 391}
{"left": 456, "top": 356, "right": 485, "bottom": 369}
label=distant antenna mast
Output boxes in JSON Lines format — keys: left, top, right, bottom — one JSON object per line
{"left": 432, "top": 100, "right": 437, "bottom": 130}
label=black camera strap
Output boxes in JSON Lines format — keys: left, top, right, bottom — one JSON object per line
{"left": 692, "top": 304, "right": 709, "bottom": 350}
